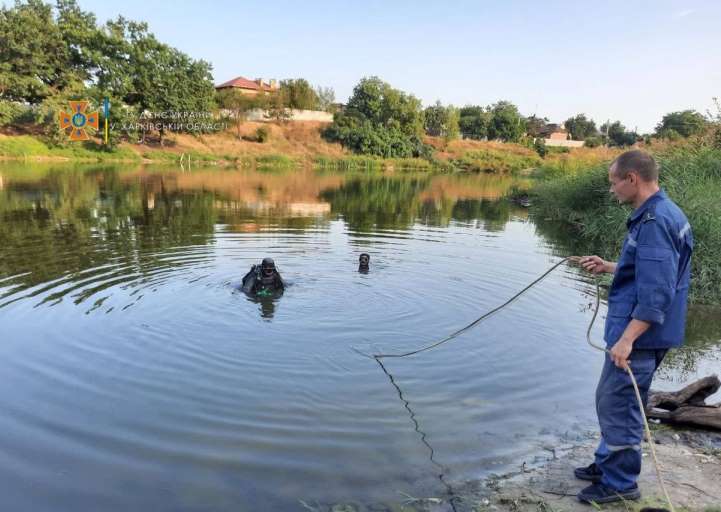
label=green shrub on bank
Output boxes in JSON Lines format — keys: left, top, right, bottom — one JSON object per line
{"left": 0, "top": 100, "right": 31, "bottom": 125}
{"left": 255, "top": 127, "right": 269, "bottom": 143}
{"left": 530, "top": 144, "right": 721, "bottom": 304}
{"left": 321, "top": 77, "right": 431, "bottom": 158}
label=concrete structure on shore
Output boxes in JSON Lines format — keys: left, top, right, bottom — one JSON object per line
{"left": 538, "top": 123, "right": 585, "bottom": 148}
{"left": 545, "top": 138, "right": 585, "bottom": 148}
{"left": 219, "top": 108, "right": 333, "bottom": 123}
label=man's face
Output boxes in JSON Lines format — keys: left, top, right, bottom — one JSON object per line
{"left": 608, "top": 165, "right": 637, "bottom": 205}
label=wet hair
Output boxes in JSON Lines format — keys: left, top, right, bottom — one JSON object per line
{"left": 611, "top": 150, "right": 659, "bottom": 182}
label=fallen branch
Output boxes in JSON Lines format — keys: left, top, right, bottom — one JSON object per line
{"left": 647, "top": 375, "right": 721, "bottom": 430}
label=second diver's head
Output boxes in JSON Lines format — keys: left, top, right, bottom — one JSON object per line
{"left": 358, "top": 253, "right": 370, "bottom": 269}
{"left": 261, "top": 257, "right": 276, "bottom": 277}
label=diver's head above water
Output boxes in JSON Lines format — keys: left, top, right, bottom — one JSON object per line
{"left": 358, "top": 253, "right": 370, "bottom": 272}
{"left": 261, "top": 257, "right": 276, "bottom": 277}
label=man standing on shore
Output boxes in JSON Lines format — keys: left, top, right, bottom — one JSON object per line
{"left": 576, "top": 150, "right": 693, "bottom": 504}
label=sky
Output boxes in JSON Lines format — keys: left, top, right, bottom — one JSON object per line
{"left": 40, "top": 1, "right": 721, "bottom": 132}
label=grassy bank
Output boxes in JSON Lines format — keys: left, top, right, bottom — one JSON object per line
{"left": 530, "top": 143, "right": 721, "bottom": 305}
{"left": 0, "top": 134, "right": 141, "bottom": 161}
{"left": 3, "top": 126, "right": 617, "bottom": 175}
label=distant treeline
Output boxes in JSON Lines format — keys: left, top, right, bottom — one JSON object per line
{"left": 323, "top": 76, "right": 715, "bottom": 158}
{"left": 0, "top": 0, "right": 716, "bottom": 157}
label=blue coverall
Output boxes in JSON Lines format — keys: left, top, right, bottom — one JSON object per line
{"left": 595, "top": 190, "right": 693, "bottom": 491}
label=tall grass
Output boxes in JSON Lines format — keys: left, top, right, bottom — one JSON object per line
{"left": 535, "top": 146, "right": 620, "bottom": 178}
{"left": 530, "top": 144, "right": 721, "bottom": 305}
{"left": 452, "top": 147, "right": 541, "bottom": 173}
{"left": 313, "top": 155, "right": 382, "bottom": 171}
{"left": 255, "top": 153, "right": 297, "bottom": 168}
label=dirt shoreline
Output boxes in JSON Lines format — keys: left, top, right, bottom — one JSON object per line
{"left": 300, "top": 427, "right": 720, "bottom": 512}
{"left": 448, "top": 426, "right": 721, "bottom": 512}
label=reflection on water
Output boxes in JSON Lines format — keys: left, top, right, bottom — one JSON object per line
{"left": 0, "top": 162, "right": 718, "bottom": 512}
{"left": 0, "top": 164, "right": 527, "bottom": 312}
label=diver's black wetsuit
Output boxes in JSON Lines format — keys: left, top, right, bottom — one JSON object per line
{"left": 241, "top": 265, "right": 285, "bottom": 296}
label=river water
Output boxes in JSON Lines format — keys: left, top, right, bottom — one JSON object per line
{"left": 0, "top": 163, "right": 719, "bottom": 511}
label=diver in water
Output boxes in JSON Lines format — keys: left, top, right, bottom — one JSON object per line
{"left": 241, "top": 257, "right": 285, "bottom": 297}
{"left": 358, "top": 253, "right": 370, "bottom": 273}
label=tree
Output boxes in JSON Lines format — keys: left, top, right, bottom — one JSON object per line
{"left": 278, "top": 78, "right": 319, "bottom": 110}
{"left": 0, "top": 0, "right": 75, "bottom": 104}
{"left": 601, "top": 121, "right": 638, "bottom": 147}
{"left": 525, "top": 115, "right": 548, "bottom": 138}
{"left": 655, "top": 110, "right": 707, "bottom": 138}
{"left": 315, "top": 86, "right": 336, "bottom": 112}
{"left": 128, "top": 29, "right": 215, "bottom": 144}
{"left": 424, "top": 101, "right": 445, "bottom": 137}
{"left": 323, "top": 76, "right": 427, "bottom": 158}
{"left": 564, "top": 114, "right": 598, "bottom": 141}
{"left": 92, "top": 16, "right": 216, "bottom": 144}
{"left": 216, "top": 89, "right": 267, "bottom": 139}
{"left": 487, "top": 101, "right": 526, "bottom": 142}
{"left": 459, "top": 105, "right": 490, "bottom": 140}
{"left": 56, "top": 0, "right": 102, "bottom": 83}
{"left": 265, "top": 89, "right": 291, "bottom": 122}
{"left": 445, "top": 106, "right": 460, "bottom": 142}
{"left": 424, "top": 101, "right": 460, "bottom": 141}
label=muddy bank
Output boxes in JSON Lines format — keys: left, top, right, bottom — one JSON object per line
{"left": 450, "top": 426, "right": 721, "bottom": 512}
{"left": 308, "top": 428, "right": 721, "bottom": 512}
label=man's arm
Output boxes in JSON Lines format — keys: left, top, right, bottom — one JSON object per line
{"left": 579, "top": 255, "right": 616, "bottom": 274}
{"left": 609, "top": 319, "right": 650, "bottom": 368}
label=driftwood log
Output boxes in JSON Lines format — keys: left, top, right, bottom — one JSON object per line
{"left": 646, "top": 375, "right": 721, "bottom": 430}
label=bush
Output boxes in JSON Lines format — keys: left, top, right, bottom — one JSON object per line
{"left": 533, "top": 138, "right": 547, "bottom": 158}
{"left": 584, "top": 135, "right": 604, "bottom": 148}
{"left": 255, "top": 126, "right": 269, "bottom": 143}
{"left": 0, "top": 100, "right": 29, "bottom": 126}
{"left": 322, "top": 77, "right": 430, "bottom": 158}
{"left": 323, "top": 121, "right": 430, "bottom": 159}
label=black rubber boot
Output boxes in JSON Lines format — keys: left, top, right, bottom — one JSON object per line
{"left": 577, "top": 482, "right": 641, "bottom": 504}
{"left": 574, "top": 462, "right": 602, "bottom": 483}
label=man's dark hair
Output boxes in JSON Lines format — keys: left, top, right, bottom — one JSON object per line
{"left": 611, "top": 150, "right": 659, "bottom": 182}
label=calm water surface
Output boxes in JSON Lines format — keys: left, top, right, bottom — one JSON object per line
{"left": 1, "top": 163, "right": 719, "bottom": 511}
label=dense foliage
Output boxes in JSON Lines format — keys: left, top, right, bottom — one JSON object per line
{"left": 459, "top": 106, "right": 491, "bottom": 140}
{"left": 655, "top": 110, "right": 707, "bottom": 139}
{"left": 0, "top": 0, "right": 216, "bottom": 146}
{"left": 423, "top": 101, "right": 459, "bottom": 140}
{"left": 564, "top": 114, "right": 598, "bottom": 141}
{"left": 322, "top": 77, "right": 430, "bottom": 158}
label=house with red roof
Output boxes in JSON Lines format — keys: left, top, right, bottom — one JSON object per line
{"left": 215, "top": 76, "right": 280, "bottom": 96}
